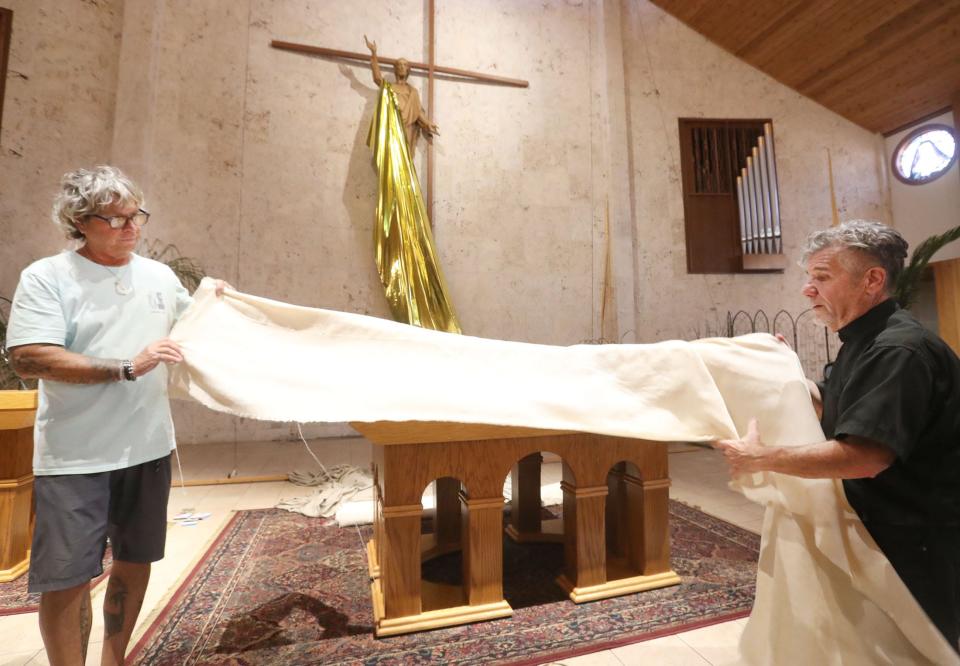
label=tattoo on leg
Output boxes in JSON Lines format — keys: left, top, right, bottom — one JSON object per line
{"left": 103, "top": 577, "right": 128, "bottom": 638}
{"left": 80, "top": 591, "right": 92, "bottom": 661}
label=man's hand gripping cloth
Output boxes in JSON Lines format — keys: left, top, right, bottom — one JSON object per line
{"left": 169, "top": 279, "right": 958, "bottom": 665}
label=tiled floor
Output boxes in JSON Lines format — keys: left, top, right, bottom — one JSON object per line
{"left": 0, "top": 439, "right": 762, "bottom": 665}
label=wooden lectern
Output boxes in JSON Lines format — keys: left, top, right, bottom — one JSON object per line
{"left": 0, "top": 390, "right": 36, "bottom": 582}
{"left": 351, "top": 421, "right": 681, "bottom": 637}
{"left": 933, "top": 257, "right": 960, "bottom": 356}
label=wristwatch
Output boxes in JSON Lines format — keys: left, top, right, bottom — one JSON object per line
{"left": 121, "top": 360, "right": 136, "bottom": 381}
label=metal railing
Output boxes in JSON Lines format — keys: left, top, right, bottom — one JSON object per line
{"left": 727, "top": 308, "right": 838, "bottom": 381}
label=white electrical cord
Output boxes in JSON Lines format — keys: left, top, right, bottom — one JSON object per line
{"left": 173, "top": 447, "right": 192, "bottom": 513}
{"left": 296, "top": 422, "right": 329, "bottom": 474}
{"left": 169, "top": 446, "right": 213, "bottom": 526}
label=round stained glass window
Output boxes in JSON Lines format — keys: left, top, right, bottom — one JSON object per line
{"left": 892, "top": 123, "right": 957, "bottom": 185}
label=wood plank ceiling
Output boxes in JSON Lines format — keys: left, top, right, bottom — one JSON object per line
{"left": 649, "top": 0, "right": 960, "bottom": 135}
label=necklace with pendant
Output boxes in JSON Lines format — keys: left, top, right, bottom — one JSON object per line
{"left": 104, "top": 263, "right": 133, "bottom": 295}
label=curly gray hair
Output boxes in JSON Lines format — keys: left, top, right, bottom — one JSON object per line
{"left": 801, "top": 220, "right": 909, "bottom": 293}
{"left": 51, "top": 166, "right": 145, "bottom": 240}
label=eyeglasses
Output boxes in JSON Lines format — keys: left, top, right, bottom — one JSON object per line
{"left": 88, "top": 209, "right": 150, "bottom": 229}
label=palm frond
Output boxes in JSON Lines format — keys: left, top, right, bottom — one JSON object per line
{"left": 163, "top": 256, "right": 205, "bottom": 294}
{"left": 895, "top": 224, "right": 960, "bottom": 309}
{"left": 139, "top": 240, "right": 206, "bottom": 294}
{"left": 0, "top": 296, "right": 34, "bottom": 390}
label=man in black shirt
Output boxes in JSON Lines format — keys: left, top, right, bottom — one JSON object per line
{"left": 713, "top": 220, "right": 960, "bottom": 652}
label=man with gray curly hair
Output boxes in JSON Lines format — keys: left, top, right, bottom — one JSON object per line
{"left": 799, "top": 219, "right": 909, "bottom": 326}
{"left": 714, "top": 219, "right": 960, "bottom": 652}
{"left": 5, "top": 166, "right": 224, "bottom": 665}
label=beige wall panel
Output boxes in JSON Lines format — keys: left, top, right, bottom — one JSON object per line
{"left": 0, "top": 0, "right": 123, "bottom": 292}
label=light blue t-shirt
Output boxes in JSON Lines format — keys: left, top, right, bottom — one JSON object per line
{"left": 6, "top": 251, "right": 193, "bottom": 475}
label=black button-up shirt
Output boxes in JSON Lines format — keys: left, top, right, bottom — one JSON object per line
{"left": 818, "top": 298, "right": 960, "bottom": 525}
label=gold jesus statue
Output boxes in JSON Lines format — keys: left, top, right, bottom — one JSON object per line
{"left": 364, "top": 35, "right": 439, "bottom": 158}
{"left": 361, "top": 36, "right": 460, "bottom": 334}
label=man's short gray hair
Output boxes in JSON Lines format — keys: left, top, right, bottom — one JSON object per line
{"left": 801, "top": 220, "right": 909, "bottom": 292}
{"left": 51, "top": 166, "right": 145, "bottom": 240}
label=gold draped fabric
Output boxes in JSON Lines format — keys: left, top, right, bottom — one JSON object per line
{"left": 367, "top": 83, "right": 461, "bottom": 334}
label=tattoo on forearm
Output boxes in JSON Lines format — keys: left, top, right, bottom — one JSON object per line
{"left": 10, "top": 347, "right": 122, "bottom": 384}
{"left": 103, "top": 578, "right": 128, "bottom": 638}
{"left": 80, "top": 591, "right": 92, "bottom": 661}
{"left": 84, "top": 357, "right": 123, "bottom": 384}
{"left": 9, "top": 354, "right": 51, "bottom": 378}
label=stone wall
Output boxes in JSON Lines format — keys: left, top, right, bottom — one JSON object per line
{"left": 0, "top": 0, "right": 124, "bottom": 290}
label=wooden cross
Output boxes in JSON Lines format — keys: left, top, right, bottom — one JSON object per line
{"left": 271, "top": 1, "right": 528, "bottom": 223}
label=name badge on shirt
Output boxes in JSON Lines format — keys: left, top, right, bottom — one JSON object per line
{"left": 148, "top": 291, "right": 167, "bottom": 313}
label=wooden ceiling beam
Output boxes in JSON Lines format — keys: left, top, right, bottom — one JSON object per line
{"left": 746, "top": 1, "right": 927, "bottom": 83}
{"left": 799, "top": 3, "right": 959, "bottom": 97}
{"left": 819, "top": 56, "right": 960, "bottom": 117}
{"left": 661, "top": 0, "right": 715, "bottom": 23}
{"left": 731, "top": 1, "right": 819, "bottom": 59}
{"left": 649, "top": 0, "right": 960, "bottom": 135}
{"left": 705, "top": 1, "right": 803, "bottom": 55}
{"left": 817, "top": 55, "right": 960, "bottom": 109}
{"left": 740, "top": 0, "right": 863, "bottom": 69}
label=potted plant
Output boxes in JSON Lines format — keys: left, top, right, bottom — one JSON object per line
{"left": 894, "top": 224, "right": 960, "bottom": 309}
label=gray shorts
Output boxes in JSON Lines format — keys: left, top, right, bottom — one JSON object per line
{"left": 28, "top": 454, "right": 172, "bottom": 593}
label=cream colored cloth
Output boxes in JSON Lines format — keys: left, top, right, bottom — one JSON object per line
{"left": 169, "top": 280, "right": 958, "bottom": 665}
{"left": 277, "top": 464, "right": 373, "bottom": 518}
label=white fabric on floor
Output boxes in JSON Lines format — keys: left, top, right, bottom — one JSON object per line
{"left": 169, "top": 280, "right": 958, "bottom": 665}
{"left": 335, "top": 495, "right": 435, "bottom": 527}
{"left": 277, "top": 464, "right": 373, "bottom": 518}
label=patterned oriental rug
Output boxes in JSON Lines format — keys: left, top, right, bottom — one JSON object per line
{"left": 129, "top": 502, "right": 759, "bottom": 665}
{"left": 0, "top": 547, "right": 113, "bottom": 616}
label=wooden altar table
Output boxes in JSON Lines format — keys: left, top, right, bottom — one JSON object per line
{"left": 351, "top": 421, "right": 681, "bottom": 637}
